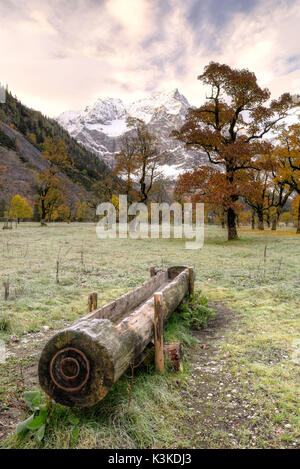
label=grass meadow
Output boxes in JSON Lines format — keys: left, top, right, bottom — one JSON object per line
{"left": 0, "top": 222, "right": 299, "bottom": 448}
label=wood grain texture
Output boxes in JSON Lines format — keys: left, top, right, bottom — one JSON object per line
{"left": 154, "top": 292, "right": 164, "bottom": 372}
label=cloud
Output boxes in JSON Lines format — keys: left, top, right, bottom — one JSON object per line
{"left": 0, "top": 0, "right": 299, "bottom": 116}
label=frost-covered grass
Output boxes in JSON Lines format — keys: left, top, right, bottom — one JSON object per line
{"left": 0, "top": 222, "right": 299, "bottom": 448}
{"left": 0, "top": 222, "right": 298, "bottom": 338}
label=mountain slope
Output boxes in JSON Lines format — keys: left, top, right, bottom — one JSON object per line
{"left": 0, "top": 121, "right": 93, "bottom": 208}
{"left": 0, "top": 90, "right": 113, "bottom": 192}
{"left": 57, "top": 89, "right": 205, "bottom": 180}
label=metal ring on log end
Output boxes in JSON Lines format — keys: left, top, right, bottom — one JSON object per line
{"left": 39, "top": 325, "right": 116, "bottom": 407}
{"left": 49, "top": 347, "right": 90, "bottom": 392}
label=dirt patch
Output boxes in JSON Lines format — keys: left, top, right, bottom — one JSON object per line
{"left": 244, "top": 345, "right": 289, "bottom": 365}
{"left": 0, "top": 327, "right": 59, "bottom": 443}
{"left": 178, "top": 302, "right": 296, "bottom": 449}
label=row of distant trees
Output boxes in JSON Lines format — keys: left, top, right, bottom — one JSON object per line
{"left": 1, "top": 62, "right": 299, "bottom": 235}
{"left": 173, "top": 63, "right": 299, "bottom": 238}
{"left": 113, "top": 63, "right": 299, "bottom": 238}
{"left": 0, "top": 195, "right": 93, "bottom": 223}
{"left": 1, "top": 190, "right": 298, "bottom": 228}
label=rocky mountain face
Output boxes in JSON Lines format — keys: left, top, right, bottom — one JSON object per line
{"left": 0, "top": 122, "right": 92, "bottom": 207}
{"left": 57, "top": 89, "right": 205, "bottom": 181}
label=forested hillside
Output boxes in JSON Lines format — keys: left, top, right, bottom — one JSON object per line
{"left": 0, "top": 90, "right": 112, "bottom": 191}
{"left": 0, "top": 121, "right": 97, "bottom": 217}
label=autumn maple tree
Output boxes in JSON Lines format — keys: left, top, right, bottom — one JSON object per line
{"left": 36, "top": 137, "right": 71, "bottom": 223}
{"left": 114, "top": 132, "right": 139, "bottom": 201}
{"left": 241, "top": 150, "right": 293, "bottom": 230}
{"left": 242, "top": 157, "right": 276, "bottom": 230}
{"left": 274, "top": 123, "right": 300, "bottom": 233}
{"left": 173, "top": 62, "right": 294, "bottom": 240}
{"left": 115, "top": 117, "right": 162, "bottom": 204}
{"left": 9, "top": 194, "right": 33, "bottom": 222}
{"left": 41, "top": 136, "right": 72, "bottom": 172}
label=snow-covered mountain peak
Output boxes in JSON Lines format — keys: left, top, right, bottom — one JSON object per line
{"left": 152, "top": 87, "right": 188, "bottom": 103}
{"left": 125, "top": 88, "right": 190, "bottom": 123}
{"left": 57, "top": 88, "right": 190, "bottom": 134}
{"left": 56, "top": 89, "right": 203, "bottom": 179}
{"left": 82, "top": 97, "right": 127, "bottom": 124}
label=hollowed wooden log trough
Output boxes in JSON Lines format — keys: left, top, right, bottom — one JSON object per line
{"left": 38, "top": 265, "right": 194, "bottom": 407}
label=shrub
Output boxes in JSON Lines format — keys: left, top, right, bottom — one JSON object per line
{"left": 178, "top": 290, "right": 216, "bottom": 330}
{"left": 16, "top": 391, "right": 50, "bottom": 442}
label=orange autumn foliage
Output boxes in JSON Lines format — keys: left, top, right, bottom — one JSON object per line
{"left": 173, "top": 62, "right": 295, "bottom": 240}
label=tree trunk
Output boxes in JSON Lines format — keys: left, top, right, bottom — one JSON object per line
{"left": 297, "top": 201, "right": 300, "bottom": 234}
{"left": 257, "top": 210, "right": 264, "bottom": 230}
{"left": 221, "top": 209, "right": 226, "bottom": 229}
{"left": 271, "top": 209, "right": 280, "bottom": 231}
{"left": 40, "top": 198, "right": 46, "bottom": 220}
{"left": 251, "top": 211, "right": 255, "bottom": 230}
{"left": 139, "top": 161, "right": 148, "bottom": 204}
{"left": 39, "top": 266, "right": 192, "bottom": 407}
{"left": 227, "top": 207, "right": 238, "bottom": 240}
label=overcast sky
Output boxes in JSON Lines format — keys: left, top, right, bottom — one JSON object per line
{"left": 0, "top": 0, "right": 299, "bottom": 117}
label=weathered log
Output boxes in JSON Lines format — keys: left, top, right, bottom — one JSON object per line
{"left": 154, "top": 292, "right": 164, "bottom": 372}
{"left": 38, "top": 265, "right": 193, "bottom": 407}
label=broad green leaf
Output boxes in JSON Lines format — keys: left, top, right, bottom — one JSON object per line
{"left": 36, "top": 424, "right": 45, "bottom": 442}
{"left": 26, "top": 412, "right": 47, "bottom": 430}
{"left": 16, "top": 414, "right": 34, "bottom": 434}
{"left": 24, "top": 391, "right": 41, "bottom": 411}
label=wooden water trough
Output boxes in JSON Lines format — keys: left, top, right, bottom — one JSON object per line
{"left": 38, "top": 265, "right": 194, "bottom": 407}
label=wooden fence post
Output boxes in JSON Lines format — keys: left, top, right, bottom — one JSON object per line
{"left": 88, "top": 292, "right": 98, "bottom": 313}
{"left": 188, "top": 267, "right": 194, "bottom": 297}
{"left": 154, "top": 292, "right": 164, "bottom": 372}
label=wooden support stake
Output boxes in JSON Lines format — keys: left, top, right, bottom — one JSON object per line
{"left": 88, "top": 291, "right": 98, "bottom": 313}
{"left": 188, "top": 267, "right": 194, "bottom": 297}
{"left": 150, "top": 266, "right": 156, "bottom": 277}
{"left": 154, "top": 292, "right": 164, "bottom": 372}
